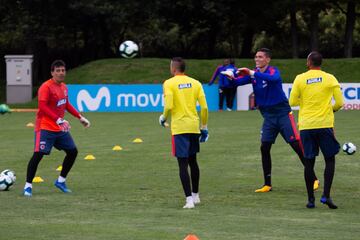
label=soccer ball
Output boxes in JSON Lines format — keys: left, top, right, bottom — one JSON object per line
{"left": 0, "top": 175, "right": 13, "bottom": 191}
{"left": 0, "top": 104, "right": 10, "bottom": 114}
{"left": 342, "top": 142, "right": 356, "bottom": 155}
{"left": 1, "top": 169, "right": 16, "bottom": 182}
{"left": 119, "top": 40, "right": 139, "bottom": 58}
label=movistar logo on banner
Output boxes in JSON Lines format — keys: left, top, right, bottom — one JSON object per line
{"left": 67, "top": 84, "right": 219, "bottom": 112}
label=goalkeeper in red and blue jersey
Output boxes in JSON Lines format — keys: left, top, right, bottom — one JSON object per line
{"left": 208, "top": 58, "right": 237, "bottom": 111}
{"left": 232, "top": 48, "right": 319, "bottom": 193}
{"left": 23, "top": 60, "right": 91, "bottom": 197}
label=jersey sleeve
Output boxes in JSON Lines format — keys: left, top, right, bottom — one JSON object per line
{"left": 198, "top": 84, "right": 208, "bottom": 127}
{"left": 162, "top": 81, "right": 173, "bottom": 119}
{"left": 209, "top": 66, "right": 221, "bottom": 84}
{"left": 289, "top": 76, "right": 301, "bottom": 107}
{"left": 331, "top": 76, "right": 344, "bottom": 112}
{"left": 232, "top": 75, "right": 251, "bottom": 86}
{"left": 66, "top": 101, "right": 81, "bottom": 118}
{"left": 254, "top": 67, "right": 281, "bottom": 82}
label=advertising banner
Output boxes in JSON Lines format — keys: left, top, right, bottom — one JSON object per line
{"left": 67, "top": 84, "right": 220, "bottom": 112}
{"left": 236, "top": 83, "right": 360, "bottom": 111}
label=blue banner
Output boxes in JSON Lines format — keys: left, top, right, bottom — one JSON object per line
{"left": 67, "top": 84, "right": 225, "bottom": 112}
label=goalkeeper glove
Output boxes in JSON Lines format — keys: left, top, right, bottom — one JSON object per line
{"left": 159, "top": 114, "right": 167, "bottom": 127}
{"left": 56, "top": 118, "right": 71, "bottom": 132}
{"left": 79, "top": 116, "right": 91, "bottom": 128}
{"left": 199, "top": 128, "right": 209, "bottom": 143}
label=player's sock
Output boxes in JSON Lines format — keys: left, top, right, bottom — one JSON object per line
{"left": 192, "top": 192, "right": 200, "bottom": 204}
{"left": 177, "top": 157, "right": 192, "bottom": 197}
{"left": 304, "top": 157, "right": 316, "bottom": 201}
{"left": 323, "top": 156, "right": 335, "bottom": 199}
{"left": 61, "top": 148, "right": 78, "bottom": 178}
{"left": 57, "top": 176, "right": 66, "bottom": 183}
{"left": 23, "top": 182, "right": 33, "bottom": 197}
{"left": 260, "top": 142, "right": 272, "bottom": 186}
{"left": 26, "top": 152, "right": 44, "bottom": 183}
{"left": 188, "top": 154, "right": 199, "bottom": 193}
{"left": 24, "top": 182, "right": 32, "bottom": 189}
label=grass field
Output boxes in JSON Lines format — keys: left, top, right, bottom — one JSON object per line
{"left": 1, "top": 111, "right": 360, "bottom": 240}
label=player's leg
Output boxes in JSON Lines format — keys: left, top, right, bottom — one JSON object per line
{"left": 255, "top": 118, "right": 277, "bottom": 192}
{"left": 224, "top": 88, "right": 232, "bottom": 111}
{"left": 300, "top": 129, "right": 320, "bottom": 208}
{"left": 318, "top": 128, "right": 340, "bottom": 209}
{"left": 304, "top": 157, "right": 316, "bottom": 208}
{"left": 228, "top": 87, "right": 237, "bottom": 110}
{"left": 173, "top": 134, "right": 194, "bottom": 208}
{"left": 280, "top": 112, "right": 319, "bottom": 190}
{"left": 219, "top": 88, "right": 224, "bottom": 111}
{"left": 24, "top": 130, "right": 54, "bottom": 196}
{"left": 177, "top": 157, "right": 194, "bottom": 208}
{"left": 256, "top": 141, "right": 273, "bottom": 192}
{"left": 53, "top": 132, "right": 78, "bottom": 193}
{"left": 188, "top": 154, "right": 200, "bottom": 204}
{"left": 24, "top": 152, "right": 45, "bottom": 196}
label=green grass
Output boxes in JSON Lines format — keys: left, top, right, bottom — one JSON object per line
{"left": 1, "top": 111, "right": 360, "bottom": 239}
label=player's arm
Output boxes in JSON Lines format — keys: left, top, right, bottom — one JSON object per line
{"left": 332, "top": 85, "right": 344, "bottom": 112}
{"left": 232, "top": 75, "right": 251, "bottom": 86}
{"left": 66, "top": 101, "right": 90, "bottom": 127}
{"left": 159, "top": 83, "right": 172, "bottom": 127}
{"left": 208, "top": 66, "right": 221, "bottom": 85}
{"left": 198, "top": 86, "right": 209, "bottom": 142}
{"left": 289, "top": 78, "right": 300, "bottom": 106}
{"left": 254, "top": 67, "right": 281, "bottom": 82}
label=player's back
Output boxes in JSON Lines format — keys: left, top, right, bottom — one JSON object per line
{"left": 294, "top": 69, "right": 340, "bottom": 129}
{"left": 163, "top": 74, "right": 204, "bottom": 134}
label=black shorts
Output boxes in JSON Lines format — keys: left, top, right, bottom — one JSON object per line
{"left": 172, "top": 134, "right": 200, "bottom": 158}
{"left": 300, "top": 128, "right": 340, "bottom": 159}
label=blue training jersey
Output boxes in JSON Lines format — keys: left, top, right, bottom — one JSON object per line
{"left": 233, "top": 66, "right": 290, "bottom": 114}
{"left": 209, "top": 64, "right": 237, "bottom": 88}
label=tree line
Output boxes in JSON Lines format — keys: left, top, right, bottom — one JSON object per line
{"left": 0, "top": 0, "right": 359, "bottom": 85}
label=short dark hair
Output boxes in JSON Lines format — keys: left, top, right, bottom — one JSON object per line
{"left": 229, "top": 58, "right": 235, "bottom": 65}
{"left": 307, "top": 51, "right": 322, "bottom": 67}
{"left": 51, "top": 60, "right": 66, "bottom": 72}
{"left": 171, "top": 57, "right": 186, "bottom": 72}
{"left": 257, "top": 48, "right": 272, "bottom": 58}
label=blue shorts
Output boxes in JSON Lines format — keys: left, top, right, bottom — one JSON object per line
{"left": 261, "top": 112, "right": 299, "bottom": 143}
{"left": 300, "top": 128, "right": 340, "bottom": 159}
{"left": 172, "top": 134, "right": 200, "bottom": 158}
{"left": 34, "top": 130, "right": 77, "bottom": 155}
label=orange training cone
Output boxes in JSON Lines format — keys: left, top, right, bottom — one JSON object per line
{"left": 184, "top": 234, "right": 199, "bottom": 240}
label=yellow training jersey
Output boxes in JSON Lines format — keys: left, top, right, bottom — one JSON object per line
{"left": 289, "top": 69, "right": 343, "bottom": 130}
{"left": 162, "top": 74, "right": 208, "bottom": 135}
